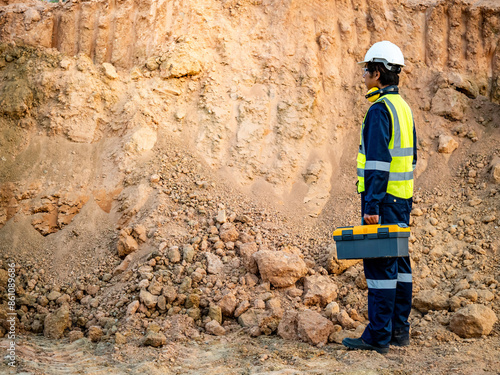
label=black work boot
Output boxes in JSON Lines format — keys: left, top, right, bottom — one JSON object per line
{"left": 342, "top": 337, "right": 389, "bottom": 354}
{"left": 390, "top": 331, "right": 410, "bottom": 347}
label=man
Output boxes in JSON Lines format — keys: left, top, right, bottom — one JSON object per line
{"left": 342, "top": 41, "right": 417, "bottom": 354}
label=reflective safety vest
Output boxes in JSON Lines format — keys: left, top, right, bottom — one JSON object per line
{"left": 357, "top": 94, "right": 415, "bottom": 199}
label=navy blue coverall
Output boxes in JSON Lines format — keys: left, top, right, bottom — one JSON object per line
{"left": 359, "top": 89, "right": 417, "bottom": 348}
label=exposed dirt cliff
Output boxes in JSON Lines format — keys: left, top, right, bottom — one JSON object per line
{"left": 0, "top": 0, "right": 499, "bottom": 374}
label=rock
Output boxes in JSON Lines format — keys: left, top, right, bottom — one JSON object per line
{"left": 482, "top": 214, "right": 496, "bottom": 224}
{"left": 148, "top": 277, "right": 163, "bottom": 296}
{"left": 205, "top": 320, "right": 226, "bottom": 336}
{"left": 124, "top": 127, "right": 157, "bottom": 154}
{"left": 205, "top": 253, "right": 223, "bottom": 274}
{"left": 329, "top": 325, "right": 365, "bottom": 344}
{"left": 438, "top": 135, "right": 459, "bottom": 154}
{"left": 325, "top": 302, "right": 340, "bottom": 319}
{"left": 102, "top": 63, "right": 119, "bottom": 79}
{"left": 253, "top": 250, "right": 308, "bottom": 288}
{"left": 157, "top": 295, "right": 167, "bottom": 310}
{"left": 126, "top": 300, "right": 140, "bottom": 316}
{"left": 411, "top": 208, "right": 424, "bottom": 216}
{"left": 47, "top": 291, "right": 62, "bottom": 301}
{"left": 143, "top": 332, "right": 167, "bottom": 347}
{"left": 336, "top": 309, "right": 356, "bottom": 329}
{"left": 145, "top": 57, "right": 160, "bottom": 71}
{"left": 431, "top": 88, "right": 467, "bottom": 121}
{"left": 239, "top": 242, "right": 259, "bottom": 274}
{"left": 68, "top": 330, "right": 84, "bottom": 342}
{"left": 167, "top": 246, "right": 181, "bottom": 263}
{"left": 88, "top": 326, "right": 103, "bottom": 342}
{"left": 113, "top": 254, "right": 132, "bottom": 275}
{"left": 302, "top": 275, "right": 338, "bottom": 307}
{"left": 183, "top": 245, "right": 196, "bottom": 263}
{"left": 117, "top": 234, "right": 138, "bottom": 257}
{"left": 278, "top": 310, "right": 299, "bottom": 341}
{"left": 296, "top": 310, "right": 334, "bottom": 346}
{"left": 219, "top": 223, "right": 239, "bottom": 242}
{"left": 115, "top": 332, "right": 127, "bottom": 345}
{"left": 44, "top": 305, "right": 70, "bottom": 339}
{"left": 490, "top": 157, "right": 500, "bottom": 183}
{"left": 139, "top": 289, "right": 158, "bottom": 309}
{"left": 234, "top": 300, "right": 251, "bottom": 318}
{"left": 449, "top": 304, "right": 498, "bottom": 338}
{"left": 24, "top": 8, "right": 41, "bottom": 23}
{"left": 162, "top": 286, "right": 177, "bottom": 304}
{"left": 326, "top": 244, "right": 361, "bottom": 275}
{"left": 413, "top": 290, "right": 449, "bottom": 313}
{"left": 160, "top": 40, "right": 203, "bottom": 79}
{"left": 209, "top": 305, "right": 222, "bottom": 324}
{"left": 132, "top": 225, "right": 147, "bottom": 243}
{"left": 216, "top": 209, "right": 227, "bottom": 224}
{"left": 219, "top": 294, "right": 237, "bottom": 316}
{"left": 237, "top": 308, "right": 265, "bottom": 328}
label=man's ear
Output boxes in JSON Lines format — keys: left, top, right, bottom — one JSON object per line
{"left": 373, "top": 70, "right": 381, "bottom": 81}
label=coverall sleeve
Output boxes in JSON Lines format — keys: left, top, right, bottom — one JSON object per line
{"left": 412, "top": 120, "right": 418, "bottom": 171}
{"left": 362, "top": 103, "right": 392, "bottom": 216}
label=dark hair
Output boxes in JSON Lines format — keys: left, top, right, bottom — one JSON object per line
{"left": 366, "top": 62, "right": 400, "bottom": 86}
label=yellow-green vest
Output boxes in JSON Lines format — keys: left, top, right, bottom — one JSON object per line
{"left": 357, "top": 94, "right": 415, "bottom": 199}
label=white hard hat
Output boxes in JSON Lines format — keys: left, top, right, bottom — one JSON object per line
{"left": 358, "top": 41, "right": 405, "bottom": 71}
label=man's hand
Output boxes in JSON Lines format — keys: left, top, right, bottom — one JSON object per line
{"left": 363, "top": 214, "right": 379, "bottom": 225}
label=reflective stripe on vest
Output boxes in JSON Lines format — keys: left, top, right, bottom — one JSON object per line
{"left": 357, "top": 94, "right": 414, "bottom": 199}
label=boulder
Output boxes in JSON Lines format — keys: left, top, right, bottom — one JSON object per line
{"left": 44, "top": 305, "right": 70, "bottom": 339}
{"left": 449, "top": 304, "right": 497, "bottom": 338}
{"left": 253, "top": 250, "right": 307, "bottom": 288}
{"left": 302, "top": 275, "right": 338, "bottom": 307}
{"left": 296, "top": 310, "right": 334, "bottom": 346}
{"left": 413, "top": 290, "right": 449, "bottom": 313}
{"left": 277, "top": 310, "right": 300, "bottom": 341}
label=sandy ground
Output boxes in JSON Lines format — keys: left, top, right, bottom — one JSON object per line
{"left": 1, "top": 332, "right": 499, "bottom": 375}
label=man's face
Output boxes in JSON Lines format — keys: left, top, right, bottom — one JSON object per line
{"left": 363, "top": 67, "right": 380, "bottom": 90}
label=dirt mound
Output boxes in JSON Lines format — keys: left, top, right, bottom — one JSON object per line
{"left": 0, "top": 0, "right": 499, "bottom": 373}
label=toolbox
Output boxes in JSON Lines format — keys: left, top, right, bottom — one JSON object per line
{"left": 332, "top": 224, "right": 410, "bottom": 260}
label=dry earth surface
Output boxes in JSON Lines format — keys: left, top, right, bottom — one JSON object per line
{"left": 0, "top": 0, "right": 499, "bottom": 374}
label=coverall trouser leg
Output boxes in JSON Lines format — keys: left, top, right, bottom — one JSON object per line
{"left": 360, "top": 194, "right": 412, "bottom": 348}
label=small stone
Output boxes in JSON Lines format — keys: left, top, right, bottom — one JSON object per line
{"left": 234, "top": 300, "right": 251, "bottom": 318}
{"left": 205, "top": 320, "right": 226, "bottom": 336}
{"left": 143, "top": 332, "right": 167, "bottom": 347}
{"left": 88, "top": 326, "right": 103, "bottom": 342}
{"left": 102, "top": 63, "right": 119, "bottom": 79}
{"left": 209, "top": 305, "right": 222, "bottom": 324}
{"left": 69, "top": 330, "right": 84, "bottom": 342}
{"left": 205, "top": 253, "right": 223, "bottom": 275}
{"left": 411, "top": 208, "right": 424, "bottom": 216}
{"left": 168, "top": 246, "right": 181, "bottom": 263}
{"left": 438, "top": 135, "right": 459, "bottom": 154}
{"left": 183, "top": 245, "right": 195, "bottom": 263}
{"left": 115, "top": 332, "right": 127, "bottom": 345}
{"left": 482, "top": 215, "right": 496, "bottom": 223}
{"left": 139, "top": 289, "right": 158, "bottom": 309}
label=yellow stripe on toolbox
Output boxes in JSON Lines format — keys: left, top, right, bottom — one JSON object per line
{"left": 332, "top": 224, "right": 410, "bottom": 237}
